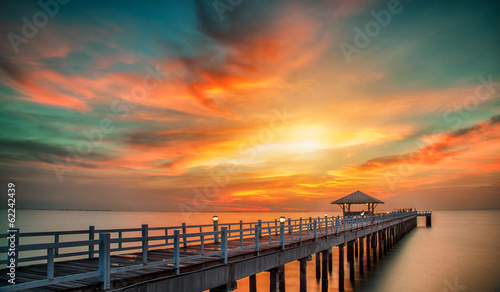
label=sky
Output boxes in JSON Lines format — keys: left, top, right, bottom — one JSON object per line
{"left": 0, "top": 0, "right": 499, "bottom": 212}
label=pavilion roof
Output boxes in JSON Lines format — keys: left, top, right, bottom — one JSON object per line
{"left": 330, "top": 190, "right": 384, "bottom": 204}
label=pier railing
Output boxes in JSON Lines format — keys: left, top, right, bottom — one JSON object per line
{"left": 1, "top": 211, "right": 418, "bottom": 291}
{"left": 417, "top": 210, "right": 432, "bottom": 216}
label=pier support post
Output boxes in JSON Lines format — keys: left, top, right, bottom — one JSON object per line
{"left": 386, "top": 228, "right": 389, "bottom": 251}
{"left": 378, "top": 231, "right": 382, "bottom": 258}
{"left": 366, "top": 234, "right": 371, "bottom": 267}
{"left": 278, "top": 265, "right": 285, "bottom": 292}
{"left": 372, "top": 233, "right": 377, "bottom": 263}
{"left": 426, "top": 215, "right": 432, "bottom": 227}
{"left": 338, "top": 244, "right": 344, "bottom": 291}
{"left": 299, "top": 258, "right": 307, "bottom": 292}
{"left": 322, "top": 249, "right": 329, "bottom": 287}
{"left": 249, "top": 274, "right": 257, "bottom": 292}
{"left": 328, "top": 248, "right": 333, "bottom": 274}
{"left": 391, "top": 226, "right": 394, "bottom": 248}
{"left": 348, "top": 241, "right": 355, "bottom": 280}
{"left": 359, "top": 237, "right": 364, "bottom": 274}
{"left": 355, "top": 238, "right": 359, "bottom": 258}
{"left": 270, "top": 268, "right": 279, "bottom": 292}
{"left": 388, "top": 228, "right": 391, "bottom": 249}
{"left": 316, "top": 252, "right": 321, "bottom": 281}
{"left": 383, "top": 229, "right": 387, "bottom": 254}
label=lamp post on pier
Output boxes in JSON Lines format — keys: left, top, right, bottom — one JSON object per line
{"left": 279, "top": 216, "right": 286, "bottom": 250}
{"left": 213, "top": 215, "right": 219, "bottom": 243}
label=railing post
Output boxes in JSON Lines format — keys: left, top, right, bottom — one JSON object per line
{"left": 118, "top": 231, "right": 123, "bottom": 249}
{"left": 200, "top": 235, "right": 205, "bottom": 255}
{"left": 98, "top": 233, "right": 111, "bottom": 289}
{"left": 47, "top": 248, "right": 54, "bottom": 279}
{"left": 88, "top": 226, "right": 95, "bottom": 258}
{"left": 309, "top": 217, "right": 313, "bottom": 230}
{"left": 221, "top": 227, "right": 228, "bottom": 263}
{"left": 350, "top": 216, "right": 353, "bottom": 231}
{"left": 173, "top": 230, "right": 180, "bottom": 274}
{"left": 164, "top": 228, "right": 169, "bottom": 245}
{"left": 254, "top": 224, "right": 260, "bottom": 255}
{"left": 299, "top": 218, "right": 303, "bottom": 244}
{"left": 214, "top": 220, "right": 219, "bottom": 243}
{"left": 313, "top": 220, "right": 317, "bottom": 241}
{"left": 142, "top": 224, "right": 148, "bottom": 264}
{"left": 325, "top": 216, "right": 328, "bottom": 237}
{"left": 343, "top": 216, "right": 346, "bottom": 232}
{"left": 240, "top": 220, "right": 244, "bottom": 248}
{"left": 258, "top": 220, "right": 262, "bottom": 238}
{"left": 8, "top": 228, "right": 19, "bottom": 268}
{"left": 288, "top": 218, "right": 292, "bottom": 235}
{"left": 279, "top": 223, "right": 285, "bottom": 250}
{"left": 275, "top": 219, "right": 278, "bottom": 235}
{"left": 182, "top": 222, "right": 187, "bottom": 247}
{"left": 335, "top": 216, "right": 339, "bottom": 234}
{"left": 54, "top": 234, "right": 59, "bottom": 256}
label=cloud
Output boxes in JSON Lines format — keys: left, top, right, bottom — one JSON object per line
{"left": 358, "top": 115, "right": 500, "bottom": 171}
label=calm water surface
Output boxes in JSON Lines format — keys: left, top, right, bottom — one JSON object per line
{"left": 1, "top": 209, "right": 499, "bottom": 291}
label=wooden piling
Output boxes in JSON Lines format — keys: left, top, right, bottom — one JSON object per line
{"left": 328, "top": 248, "right": 333, "bottom": 274}
{"left": 366, "top": 234, "right": 371, "bottom": 267}
{"left": 426, "top": 215, "right": 432, "bottom": 227}
{"left": 383, "top": 229, "right": 387, "bottom": 254}
{"left": 359, "top": 237, "right": 364, "bottom": 274}
{"left": 338, "top": 244, "right": 344, "bottom": 291}
{"left": 278, "top": 265, "right": 285, "bottom": 292}
{"left": 378, "top": 231, "right": 383, "bottom": 257}
{"left": 322, "top": 250, "right": 329, "bottom": 287}
{"left": 270, "top": 268, "right": 279, "bottom": 292}
{"left": 299, "top": 258, "right": 307, "bottom": 292}
{"left": 355, "top": 238, "right": 359, "bottom": 258}
{"left": 372, "top": 233, "right": 377, "bottom": 263}
{"left": 316, "top": 252, "right": 321, "bottom": 281}
{"left": 347, "top": 241, "right": 354, "bottom": 280}
{"left": 249, "top": 274, "right": 257, "bottom": 292}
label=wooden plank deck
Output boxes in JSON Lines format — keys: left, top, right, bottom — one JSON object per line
{"left": 0, "top": 228, "right": 325, "bottom": 291}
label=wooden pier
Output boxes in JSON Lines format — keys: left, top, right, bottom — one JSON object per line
{"left": 0, "top": 211, "right": 429, "bottom": 291}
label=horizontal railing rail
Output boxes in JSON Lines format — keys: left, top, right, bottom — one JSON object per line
{"left": 1, "top": 211, "right": 418, "bottom": 291}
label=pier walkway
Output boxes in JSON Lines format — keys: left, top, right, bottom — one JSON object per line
{"left": 0, "top": 211, "right": 429, "bottom": 291}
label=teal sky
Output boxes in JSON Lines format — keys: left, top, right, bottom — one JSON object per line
{"left": 0, "top": 0, "right": 499, "bottom": 212}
